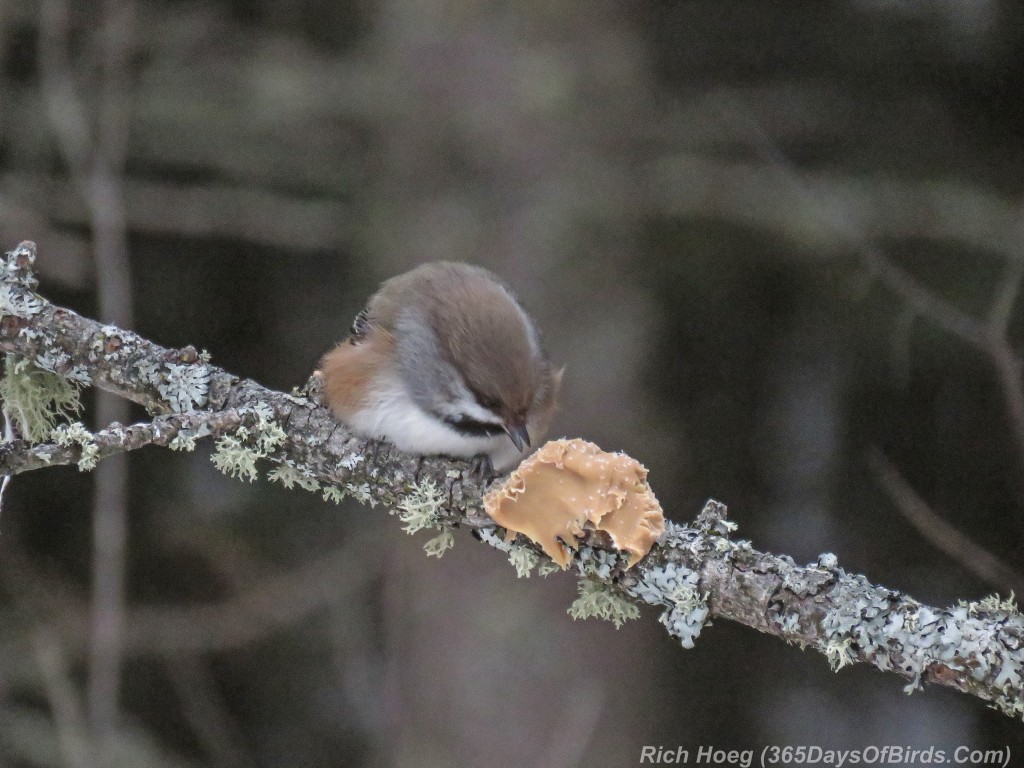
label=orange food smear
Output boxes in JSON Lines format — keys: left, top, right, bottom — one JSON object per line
{"left": 483, "top": 439, "right": 664, "bottom": 568}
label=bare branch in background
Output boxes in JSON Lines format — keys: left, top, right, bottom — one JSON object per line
{"left": 2, "top": 172, "right": 354, "bottom": 251}
{"left": 38, "top": 0, "right": 93, "bottom": 181}
{"left": 867, "top": 446, "right": 1024, "bottom": 597}
{"left": 121, "top": 540, "right": 377, "bottom": 654}
{"left": 987, "top": 261, "right": 1024, "bottom": 332}
{"left": 863, "top": 254, "right": 1024, "bottom": 473}
{"left": 722, "top": 106, "right": 1024, "bottom": 597}
{"left": 986, "top": 262, "right": 1024, "bottom": 468}
{"left": 860, "top": 252, "right": 988, "bottom": 347}
{"left": 40, "top": 0, "right": 136, "bottom": 749}
{"left": 0, "top": 524, "right": 379, "bottom": 657}
{"left": 32, "top": 631, "right": 92, "bottom": 768}
{"left": 164, "top": 656, "right": 252, "bottom": 768}
{"left": 2, "top": 241, "right": 1024, "bottom": 721}
{"left": 648, "top": 157, "right": 1024, "bottom": 265}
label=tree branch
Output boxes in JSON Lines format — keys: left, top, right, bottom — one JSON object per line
{"left": 3, "top": 241, "right": 1024, "bottom": 720}
{"left": 0, "top": 409, "right": 251, "bottom": 476}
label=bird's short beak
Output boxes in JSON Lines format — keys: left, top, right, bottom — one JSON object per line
{"left": 504, "top": 422, "right": 531, "bottom": 452}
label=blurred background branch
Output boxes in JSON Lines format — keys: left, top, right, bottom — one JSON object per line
{"left": 3, "top": 0, "right": 1024, "bottom": 764}
{"left": 39, "top": 0, "right": 136, "bottom": 756}
{"left": 867, "top": 446, "right": 1024, "bottom": 597}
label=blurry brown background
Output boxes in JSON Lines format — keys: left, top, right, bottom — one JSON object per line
{"left": 2, "top": 0, "right": 1024, "bottom": 765}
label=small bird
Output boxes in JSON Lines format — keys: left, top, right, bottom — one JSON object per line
{"left": 319, "top": 262, "right": 562, "bottom": 471}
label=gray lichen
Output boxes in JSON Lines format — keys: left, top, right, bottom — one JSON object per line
{"left": 575, "top": 547, "right": 622, "bottom": 580}
{"left": 475, "top": 526, "right": 513, "bottom": 553}
{"left": 321, "top": 486, "right": 347, "bottom": 504}
{"left": 0, "top": 282, "right": 43, "bottom": 320}
{"left": 628, "top": 560, "right": 709, "bottom": 649}
{"left": 820, "top": 579, "right": 1024, "bottom": 716}
{"left": 158, "top": 363, "right": 211, "bottom": 412}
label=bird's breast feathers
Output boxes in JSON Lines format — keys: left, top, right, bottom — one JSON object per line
{"left": 348, "top": 373, "right": 523, "bottom": 470}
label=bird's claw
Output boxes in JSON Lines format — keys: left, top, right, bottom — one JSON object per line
{"left": 469, "top": 454, "right": 496, "bottom": 483}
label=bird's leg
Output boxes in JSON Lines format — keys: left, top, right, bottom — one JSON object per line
{"left": 469, "top": 453, "right": 496, "bottom": 483}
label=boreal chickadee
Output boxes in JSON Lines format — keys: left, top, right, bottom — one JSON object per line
{"left": 320, "top": 262, "right": 561, "bottom": 471}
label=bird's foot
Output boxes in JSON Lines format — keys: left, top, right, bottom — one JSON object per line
{"left": 469, "top": 453, "right": 496, "bottom": 484}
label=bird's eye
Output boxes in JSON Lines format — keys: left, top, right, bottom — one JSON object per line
{"left": 474, "top": 392, "right": 500, "bottom": 411}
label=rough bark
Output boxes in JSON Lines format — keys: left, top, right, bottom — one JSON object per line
{"left": 2, "top": 241, "right": 1022, "bottom": 721}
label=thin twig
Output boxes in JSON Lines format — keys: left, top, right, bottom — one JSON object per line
{"left": 0, "top": 409, "right": 251, "bottom": 476}
{"left": 40, "top": 0, "right": 137, "bottom": 745}
{"left": 164, "top": 655, "right": 251, "bottom": 768}
{"left": 0, "top": 534, "right": 378, "bottom": 656}
{"left": 0, "top": 395, "right": 14, "bottom": 519}
{"left": 987, "top": 260, "right": 1024, "bottom": 333}
{"left": 860, "top": 252, "right": 989, "bottom": 347}
{"left": 867, "top": 446, "right": 1024, "bottom": 596}
{"left": 32, "top": 630, "right": 92, "bottom": 768}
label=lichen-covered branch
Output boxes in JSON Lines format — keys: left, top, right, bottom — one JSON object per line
{"left": 0, "top": 409, "right": 252, "bottom": 475}
{"left": 620, "top": 502, "right": 1024, "bottom": 718}
{"left": 2, "top": 241, "right": 1022, "bottom": 721}
{"left": 0, "top": 242, "right": 490, "bottom": 516}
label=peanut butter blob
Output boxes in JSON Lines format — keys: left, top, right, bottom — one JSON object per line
{"left": 484, "top": 439, "right": 665, "bottom": 568}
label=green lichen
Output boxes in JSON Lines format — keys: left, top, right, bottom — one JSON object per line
{"left": 51, "top": 421, "right": 98, "bottom": 471}
{"left": 250, "top": 405, "right": 287, "bottom": 452}
{"left": 211, "top": 434, "right": 260, "bottom": 482}
{"left": 568, "top": 579, "right": 640, "bottom": 629}
{"left": 210, "top": 404, "right": 287, "bottom": 483}
{"left": 475, "top": 526, "right": 562, "bottom": 577}
{"left": 395, "top": 479, "right": 445, "bottom": 534}
{"left": 537, "top": 561, "right": 561, "bottom": 577}
{"left": 959, "top": 593, "right": 1019, "bottom": 616}
{"left": 267, "top": 462, "right": 320, "bottom": 492}
{"left": 423, "top": 530, "right": 455, "bottom": 558}
{"left": 508, "top": 545, "right": 539, "bottom": 578}
{"left": 349, "top": 483, "right": 374, "bottom": 506}
{"left": 321, "top": 486, "right": 347, "bottom": 504}
{"left": 0, "top": 358, "right": 81, "bottom": 443}
{"left": 825, "top": 636, "right": 857, "bottom": 671}
{"left": 169, "top": 433, "right": 197, "bottom": 451}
